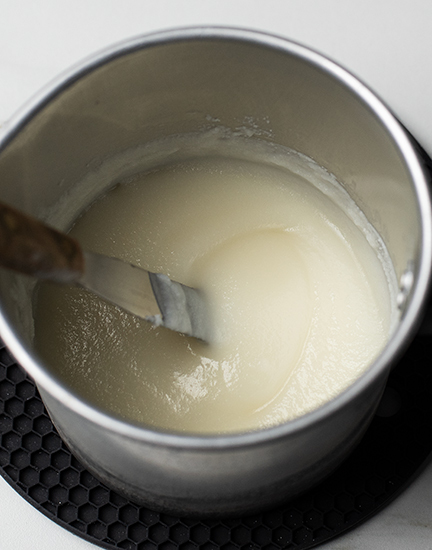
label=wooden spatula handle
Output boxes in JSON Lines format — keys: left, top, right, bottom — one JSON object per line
{"left": 0, "top": 201, "right": 84, "bottom": 283}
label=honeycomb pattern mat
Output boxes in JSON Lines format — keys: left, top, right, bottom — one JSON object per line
{"left": 0, "top": 332, "right": 431, "bottom": 550}
{"left": 1, "top": 132, "right": 431, "bottom": 549}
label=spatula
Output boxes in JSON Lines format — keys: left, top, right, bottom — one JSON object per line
{"left": 0, "top": 201, "right": 209, "bottom": 342}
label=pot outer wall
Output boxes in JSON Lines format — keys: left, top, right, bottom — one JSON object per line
{"left": 39, "top": 371, "right": 386, "bottom": 517}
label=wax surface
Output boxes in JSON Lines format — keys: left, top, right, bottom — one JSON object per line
{"left": 34, "top": 155, "right": 395, "bottom": 434}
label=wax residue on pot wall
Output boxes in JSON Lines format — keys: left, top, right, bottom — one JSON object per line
{"left": 33, "top": 135, "right": 398, "bottom": 434}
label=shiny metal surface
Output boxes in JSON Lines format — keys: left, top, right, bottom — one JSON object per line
{"left": 81, "top": 251, "right": 161, "bottom": 319}
{"left": 0, "top": 28, "right": 430, "bottom": 515}
{"left": 82, "top": 252, "right": 209, "bottom": 340}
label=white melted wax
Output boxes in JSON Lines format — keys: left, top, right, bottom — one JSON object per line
{"left": 33, "top": 133, "right": 398, "bottom": 434}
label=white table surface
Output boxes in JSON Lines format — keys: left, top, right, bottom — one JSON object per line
{"left": 1, "top": 1, "right": 432, "bottom": 548}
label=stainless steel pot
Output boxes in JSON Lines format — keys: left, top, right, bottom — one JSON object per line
{"left": 0, "top": 27, "right": 430, "bottom": 516}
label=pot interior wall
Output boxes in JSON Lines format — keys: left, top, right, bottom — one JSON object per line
{"left": 0, "top": 36, "right": 421, "bottom": 360}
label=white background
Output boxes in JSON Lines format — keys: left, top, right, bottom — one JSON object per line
{"left": 1, "top": 1, "right": 432, "bottom": 548}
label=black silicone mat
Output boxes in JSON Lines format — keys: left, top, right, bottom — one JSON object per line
{"left": 0, "top": 331, "right": 431, "bottom": 550}
{"left": 1, "top": 131, "right": 432, "bottom": 549}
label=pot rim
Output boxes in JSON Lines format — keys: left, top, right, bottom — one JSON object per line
{"left": 0, "top": 25, "right": 431, "bottom": 450}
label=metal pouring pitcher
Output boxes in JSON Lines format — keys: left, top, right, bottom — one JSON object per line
{"left": 0, "top": 27, "right": 430, "bottom": 516}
